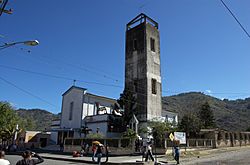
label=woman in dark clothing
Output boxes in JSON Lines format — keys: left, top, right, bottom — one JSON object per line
{"left": 96, "top": 144, "right": 103, "bottom": 165}
{"left": 16, "top": 150, "right": 44, "bottom": 165}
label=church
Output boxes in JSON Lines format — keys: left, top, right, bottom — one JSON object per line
{"left": 50, "top": 13, "right": 178, "bottom": 144}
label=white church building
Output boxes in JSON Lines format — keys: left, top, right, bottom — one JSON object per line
{"left": 50, "top": 13, "right": 178, "bottom": 144}
{"left": 51, "top": 86, "right": 123, "bottom": 144}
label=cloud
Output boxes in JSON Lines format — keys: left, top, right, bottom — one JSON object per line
{"left": 205, "top": 90, "right": 212, "bottom": 94}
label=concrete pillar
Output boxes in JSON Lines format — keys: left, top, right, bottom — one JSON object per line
{"left": 195, "top": 140, "right": 198, "bottom": 147}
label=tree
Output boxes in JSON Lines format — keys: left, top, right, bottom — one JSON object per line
{"left": 123, "top": 129, "right": 137, "bottom": 139}
{"left": 179, "top": 113, "right": 201, "bottom": 138}
{"left": 0, "top": 101, "right": 19, "bottom": 142}
{"left": 87, "top": 133, "right": 104, "bottom": 139}
{"left": 199, "top": 102, "right": 216, "bottom": 129}
{"left": 148, "top": 118, "right": 173, "bottom": 147}
{"left": 18, "top": 117, "right": 35, "bottom": 131}
{"left": 117, "top": 90, "right": 136, "bottom": 127}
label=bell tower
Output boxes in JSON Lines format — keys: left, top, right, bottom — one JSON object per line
{"left": 125, "top": 13, "right": 162, "bottom": 126}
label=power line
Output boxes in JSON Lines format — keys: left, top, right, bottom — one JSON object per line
{"left": 1, "top": 64, "right": 249, "bottom": 99}
{"left": 1, "top": 34, "right": 168, "bottom": 94}
{"left": 0, "top": 64, "right": 174, "bottom": 107}
{"left": 0, "top": 76, "right": 58, "bottom": 108}
{"left": 220, "top": 0, "right": 250, "bottom": 39}
{"left": 0, "top": 65, "right": 122, "bottom": 88}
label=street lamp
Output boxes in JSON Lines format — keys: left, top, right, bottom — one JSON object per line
{"left": 0, "top": 40, "right": 39, "bottom": 50}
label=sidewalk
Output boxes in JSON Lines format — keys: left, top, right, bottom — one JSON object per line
{"left": 38, "top": 145, "right": 250, "bottom": 165}
{"left": 39, "top": 153, "right": 168, "bottom": 165}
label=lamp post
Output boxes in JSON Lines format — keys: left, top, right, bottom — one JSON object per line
{"left": 13, "top": 124, "right": 19, "bottom": 145}
{"left": 0, "top": 40, "right": 39, "bottom": 50}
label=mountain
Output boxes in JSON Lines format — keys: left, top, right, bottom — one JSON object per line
{"left": 15, "top": 93, "right": 250, "bottom": 132}
{"left": 16, "top": 108, "right": 59, "bottom": 131}
{"left": 162, "top": 92, "right": 250, "bottom": 131}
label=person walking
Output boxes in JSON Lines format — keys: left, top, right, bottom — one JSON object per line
{"left": 0, "top": 150, "right": 10, "bottom": 165}
{"left": 145, "top": 142, "right": 154, "bottom": 162}
{"left": 92, "top": 144, "right": 97, "bottom": 162}
{"left": 16, "top": 151, "right": 44, "bottom": 165}
{"left": 96, "top": 144, "right": 103, "bottom": 165}
{"left": 174, "top": 142, "right": 180, "bottom": 165}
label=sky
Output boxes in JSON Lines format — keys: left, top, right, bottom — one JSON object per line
{"left": 0, "top": 0, "right": 250, "bottom": 114}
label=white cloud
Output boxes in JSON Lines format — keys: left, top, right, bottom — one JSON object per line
{"left": 205, "top": 90, "right": 212, "bottom": 94}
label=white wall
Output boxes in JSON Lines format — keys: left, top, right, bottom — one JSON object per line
{"left": 82, "top": 94, "right": 116, "bottom": 120}
{"left": 61, "top": 88, "right": 84, "bottom": 129}
{"left": 50, "top": 132, "right": 58, "bottom": 144}
{"left": 60, "top": 87, "right": 117, "bottom": 139}
{"left": 87, "top": 122, "right": 108, "bottom": 137}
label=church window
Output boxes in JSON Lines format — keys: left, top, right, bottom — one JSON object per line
{"left": 133, "top": 39, "right": 137, "bottom": 50}
{"left": 150, "top": 38, "right": 155, "bottom": 52}
{"left": 152, "top": 78, "right": 157, "bottom": 94}
{"left": 69, "top": 102, "right": 74, "bottom": 120}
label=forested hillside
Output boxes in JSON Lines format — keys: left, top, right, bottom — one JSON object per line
{"left": 162, "top": 92, "right": 250, "bottom": 131}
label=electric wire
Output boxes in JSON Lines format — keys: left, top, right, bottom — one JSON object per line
{"left": 0, "top": 76, "right": 58, "bottom": 108}
{"left": 1, "top": 64, "right": 249, "bottom": 99}
{"left": 220, "top": 0, "right": 250, "bottom": 39}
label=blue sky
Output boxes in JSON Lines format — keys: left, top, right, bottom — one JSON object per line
{"left": 1, "top": 0, "right": 250, "bottom": 114}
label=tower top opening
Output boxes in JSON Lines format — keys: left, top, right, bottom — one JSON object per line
{"left": 126, "top": 13, "right": 158, "bottom": 30}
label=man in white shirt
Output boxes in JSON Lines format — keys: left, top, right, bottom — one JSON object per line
{"left": 0, "top": 150, "right": 10, "bottom": 165}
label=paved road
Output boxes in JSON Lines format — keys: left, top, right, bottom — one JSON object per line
{"left": 183, "top": 147, "right": 250, "bottom": 165}
{"left": 5, "top": 155, "right": 88, "bottom": 165}
{"left": 5, "top": 147, "right": 250, "bottom": 165}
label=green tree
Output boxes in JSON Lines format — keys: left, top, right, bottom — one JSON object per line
{"left": 148, "top": 118, "right": 173, "bottom": 147}
{"left": 117, "top": 90, "right": 136, "bottom": 126}
{"left": 122, "top": 128, "right": 137, "bottom": 146}
{"left": 199, "top": 102, "right": 216, "bottom": 129}
{"left": 0, "top": 101, "right": 19, "bottom": 142}
{"left": 18, "top": 117, "right": 35, "bottom": 131}
{"left": 179, "top": 113, "right": 201, "bottom": 138}
{"left": 86, "top": 133, "right": 104, "bottom": 139}
{"left": 123, "top": 128, "right": 137, "bottom": 139}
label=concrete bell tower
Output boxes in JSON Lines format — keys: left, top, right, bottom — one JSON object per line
{"left": 125, "top": 13, "right": 162, "bottom": 126}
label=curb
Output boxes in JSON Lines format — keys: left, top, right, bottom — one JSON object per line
{"left": 41, "top": 156, "right": 144, "bottom": 165}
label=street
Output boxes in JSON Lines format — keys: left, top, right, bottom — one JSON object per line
{"left": 4, "top": 147, "right": 250, "bottom": 165}
{"left": 5, "top": 155, "right": 88, "bottom": 165}
{"left": 183, "top": 147, "right": 250, "bottom": 165}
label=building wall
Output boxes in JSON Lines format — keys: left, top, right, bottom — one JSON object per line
{"left": 162, "top": 111, "right": 178, "bottom": 125}
{"left": 82, "top": 94, "right": 115, "bottom": 119}
{"left": 61, "top": 87, "right": 84, "bottom": 129}
{"left": 145, "top": 23, "right": 162, "bottom": 120}
{"left": 24, "top": 131, "right": 40, "bottom": 143}
{"left": 125, "top": 18, "right": 162, "bottom": 123}
{"left": 59, "top": 86, "right": 117, "bottom": 140}
{"left": 125, "top": 23, "right": 148, "bottom": 122}
{"left": 50, "top": 120, "right": 60, "bottom": 144}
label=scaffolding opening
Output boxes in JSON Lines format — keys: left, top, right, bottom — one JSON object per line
{"left": 126, "top": 13, "right": 158, "bottom": 30}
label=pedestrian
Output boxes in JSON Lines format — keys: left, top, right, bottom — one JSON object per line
{"left": 0, "top": 150, "right": 10, "bottom": 165}
{"left": 96, "top": 144, "right": 104, "bottom": 165}
{"left": 85, "top": 143, "right": 89, "bottom": 154}
{"left": 135, "top": 139, "right": 140, "bottom": 152}
{"left": 174, "top": 141, "right": 180, "bottom": 165}
{"left": 80, "top": 143, "right": 85, "bottom": 156}
{"left": 16, "top": 150, "right": 44, "bottom": 165}
{"left": 92, "top": 144, "right": 97, "bottom": 162}
{"left": 145, "top": 141, "right": 154, "bottom": 162}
